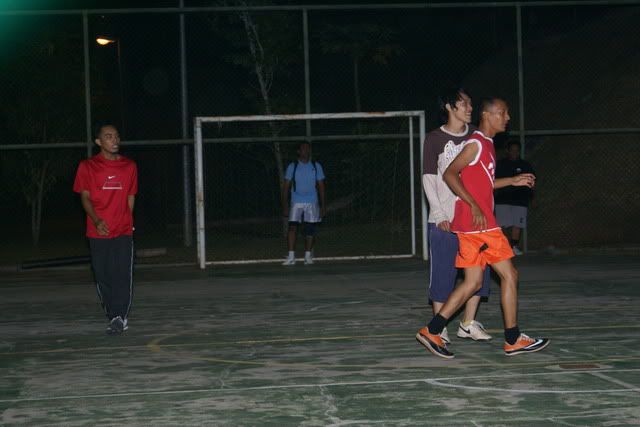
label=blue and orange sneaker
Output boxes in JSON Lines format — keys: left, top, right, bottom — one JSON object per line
{"left": 504, "top": 333, "right": 550, "bottom": 356}
{"left": 416, "top": 327, "right": 454, "bottom": 359}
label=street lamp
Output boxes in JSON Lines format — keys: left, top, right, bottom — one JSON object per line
{"left": 96, "top": 37, "right": 116, "bottom": 46}
{"left": 96, "top": 36, "right": 125, "bottom": 135}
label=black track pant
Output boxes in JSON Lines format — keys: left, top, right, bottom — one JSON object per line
{"left": 89, "top": 235, "right": 134, "bottom": 320}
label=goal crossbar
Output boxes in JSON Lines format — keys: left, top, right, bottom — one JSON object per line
{"left": 194, "top": 111, "right": 428, "bottom": 269}
{"left": 197, "top": 111, "right": 424, "bottom": 124}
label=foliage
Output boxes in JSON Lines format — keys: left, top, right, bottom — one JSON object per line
{"left": 0, "top": 30, "right": 84, "bottom": 245}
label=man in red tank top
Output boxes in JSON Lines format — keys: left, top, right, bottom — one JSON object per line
{"left": 416, "top": 98, "right": 550, "bottom": 358}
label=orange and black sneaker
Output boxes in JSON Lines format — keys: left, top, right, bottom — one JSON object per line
{"left": 416, "top": 327, "right": 454, "bottom": 359}
{"left": 504, "top": 333, "right": 550, "bottom": 356}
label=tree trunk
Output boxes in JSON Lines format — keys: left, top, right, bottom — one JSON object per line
{"left": 353, "top": 56, "right": 361, "bottom": 112}
{"left": 30, "top": 160, "right": 49, "bottom": 247}
{"left": 354, "top": 56, "right": 363, "bottom": 134}
{"left": 390, "top": 141, "right": 400, "bottom": 248}
{"left": 31, "top": 198, "right": 38, "bottom": 247}
{"left": 239, "top": 9, "right": 287, "bottom": 235}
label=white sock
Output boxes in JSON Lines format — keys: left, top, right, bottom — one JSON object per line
{"left": 288, "top": 251, "right": 295, "bottom": 259}
{"left": 305, "top": 251, "right": 312, "bottom": 259}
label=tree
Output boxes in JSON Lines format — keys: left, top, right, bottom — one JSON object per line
{"left": 210, "top": 1, "right": 303, "bottom": 232}
{"left": 0, "top": 32, "right": 84, "bottom": 246}
{"left": 317, "top": 22, "right": 403, "bottom": 112}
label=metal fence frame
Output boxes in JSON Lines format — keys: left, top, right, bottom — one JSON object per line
{"left": 2, "top": 0, "right": 640, "bottom": 259}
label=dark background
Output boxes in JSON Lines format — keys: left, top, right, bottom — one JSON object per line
{"left": 1, "top": 1, "right": 638, "bottom": 264}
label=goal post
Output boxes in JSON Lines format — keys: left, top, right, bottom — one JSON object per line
{"left": 193, "top": 111, "right": 427, "bottom": 269}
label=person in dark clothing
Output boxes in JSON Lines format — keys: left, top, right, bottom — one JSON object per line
{"left": 494, "top": 141, "right": 535, "bottom": 255}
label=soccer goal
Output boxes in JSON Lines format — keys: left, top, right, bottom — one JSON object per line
{"left": 193, "top": 111, "right": 427, "bottom": 269}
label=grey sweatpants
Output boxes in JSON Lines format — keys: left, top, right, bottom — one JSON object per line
{"left": 89, "top": 235, "right": 134, "bottom": 320}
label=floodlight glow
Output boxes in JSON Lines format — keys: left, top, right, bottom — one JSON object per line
{"left": 96, "top": 37, "right": 116, "bottom": 46}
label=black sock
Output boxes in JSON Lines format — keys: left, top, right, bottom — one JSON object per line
{"left": 427, "top": 314, "right": 448, "bottom": 335}
{"left": 505, "top": 326, "right": 520, "bottom": 344}
{"left": 511, "top": 238, "right": 520, "bottom": 247}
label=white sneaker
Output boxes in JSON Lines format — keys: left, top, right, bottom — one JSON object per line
{"left": 457, "top": 320, "right": 492, "bottom": 341}
{"left": 304, "top": 256, "right": 314, "bottom": 265}
{"left": 282, "top": 257, "right": 296, "bottom": 266}
{"left": 512, "top": 245, "right": 523, "bottom": 256}
{"left": 441, "top": 326, "right": 451, "bottom": 344}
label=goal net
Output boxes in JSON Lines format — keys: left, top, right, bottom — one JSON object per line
{"left": 193, "top": 111, "right": 426, "bottom": 269}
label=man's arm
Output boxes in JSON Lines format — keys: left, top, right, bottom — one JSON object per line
{"left": 281, "top": 180, "right": 291, "bottom": 217}
{"left": 80, "top": 191, "right": 109, "bottom": 236}
{"left": 422, "top": 135, "right": 450, "bottom": 231}
{"left": 422, "top": 174, "right": 450, "bottom": 231}
{"left": 129, "top": 163, "right": 138, "bottom": 213}
{"left": 494, "top": 174, "right": 535, "bottom": 189}
{"left": 443, "top": 142, "right": 486, "bottom": 230}
{"left": 317, "top": 179, "right": 326, "bottom": 217}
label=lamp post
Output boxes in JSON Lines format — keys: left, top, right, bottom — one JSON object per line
{"left": 96, "top": 37, "right": 125, "bottom": 135}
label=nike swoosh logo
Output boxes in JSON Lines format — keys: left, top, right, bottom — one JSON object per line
{"left": 460, "top": 327, "right": 471, "bottom": 334}
{"left": 108, "top": 176, "right": 116, "bottom": 179}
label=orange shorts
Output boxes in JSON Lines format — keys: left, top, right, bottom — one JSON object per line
{"left": 455, "top": 229, "right": 514, "bottom": 269}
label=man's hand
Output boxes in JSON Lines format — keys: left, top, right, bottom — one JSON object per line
{"left": 437, "top": 220, "right": 451, "bottom": 232}
{"left": 512, "top": 173, "right": 536, "bottom": 188}
{"left": 321, "top": 205, "right": 327, "bottom": 218}
{"left": 94, "top": 218, "right": 109, "bottom": 236}
{"left": 471, "top": 204, "right": 487, "bottom": 230}
{"left": 282, "top": 206, "right": 289, "bottom": 218}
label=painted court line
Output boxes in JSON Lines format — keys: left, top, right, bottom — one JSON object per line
{"left": 147, "top": 333, "right": 640, "bottom": 370}
{"left": 367, "top": 287, "right": 411, "bottom": 302}
{"left": 589, "top": 371, "right": 640, "bottom": 393}
{"left": 307, "top": 300, "right": 365, "bottom": 312}
{"left": 150, "top": 322, "right": 640, "bottom": 349}
{"left": 425, "top": 380, "right": 640, "bottom": 395}
{"left": 2, "top": 323, "right": 639, "bottom": 357}
{"left": 2, "top": 368, "right": 639, "bottom": 404}
{"left": 188, "top": 354, "right": 640, "bottom": 370}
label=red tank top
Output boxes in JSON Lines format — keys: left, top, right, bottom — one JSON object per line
{"left": 451, "top": 131, "right": 499, "bottom": 233}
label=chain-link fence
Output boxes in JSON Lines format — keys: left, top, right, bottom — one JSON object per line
{"left": 1, "top": 2, "right": 639, "bottom": 268}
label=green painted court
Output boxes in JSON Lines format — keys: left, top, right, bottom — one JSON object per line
{"left": 1, "top": 252, "right": 639, "bottom": 425}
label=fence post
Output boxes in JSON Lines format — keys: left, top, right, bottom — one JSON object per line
{"left": 179, "top": 0, "right": 193, "bottom": 248}
{"left": 516, "top": 4, "right": 528, "bottom": 252}
{"left": 83, "top": 11, "right": 93, "bottom": 158}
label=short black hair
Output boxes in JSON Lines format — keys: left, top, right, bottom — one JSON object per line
{"left": 479, "top": 97, "right": 506, "bottom": 114}
{"left": 507, "top": 140, "right": 521, "bottom": 149}
{"left": 94, "top": 121, "right": 119, "bottom": 139}
{"left": 437, "top": 86, "right": 468, "bottom": 124}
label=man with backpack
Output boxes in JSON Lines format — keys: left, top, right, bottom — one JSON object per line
{"left": 281, "top": 142, "right": 326, "bottom": 265}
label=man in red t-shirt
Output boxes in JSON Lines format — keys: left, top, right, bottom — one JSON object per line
{"left": 416, "top": 98, "right": 549, "bottom": 359}
{"left": 73, "top": 123, "right": 137, "bottom": 335}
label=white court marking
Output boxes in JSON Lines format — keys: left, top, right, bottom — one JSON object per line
{"left": 307, "top": 300, "right": 365, "bottom": 312}
{"left": 2, "top": 368, "right": 639, "bottom": 404}
{"left": 589, "top": 371, "right": 640, "bottom": 393}
{"left": 425, "top": 368, "right": 640, "bottom": 395}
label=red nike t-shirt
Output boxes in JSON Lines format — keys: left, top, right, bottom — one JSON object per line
{"left": 73, "top": 154, "right": 138, "bottom": 238}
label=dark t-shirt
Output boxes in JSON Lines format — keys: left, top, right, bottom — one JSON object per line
{"left": 423, "top": 124, "right": 477, "bottom": 175}
{"left": 494, "top": 158, "right": 534, "bottom": 207}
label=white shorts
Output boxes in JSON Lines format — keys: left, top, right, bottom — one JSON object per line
{"left": 289, "top": 203, "right": 321, "bottom": 223}
{"left": 495, "top": 204, "right": 528, "bottom": 228}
